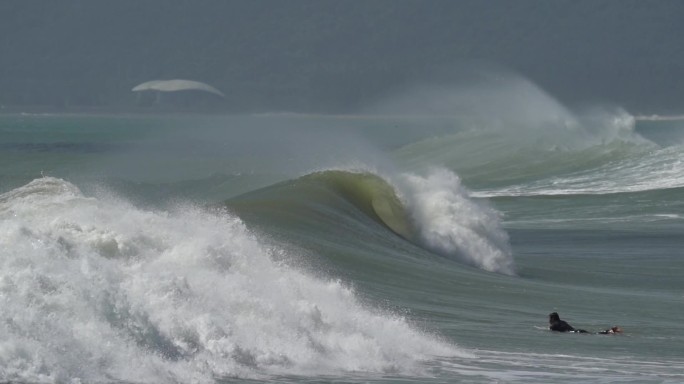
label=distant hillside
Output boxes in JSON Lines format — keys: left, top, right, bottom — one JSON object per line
{"left": 0, "top": 0, "right": 682, "bottom": 113}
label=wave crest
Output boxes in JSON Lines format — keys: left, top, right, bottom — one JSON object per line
{"left": 292, "top": 169, "right": 515, "bottom": 275}
{"left": 398, "top": 169, "right": 515, "bottom": 275}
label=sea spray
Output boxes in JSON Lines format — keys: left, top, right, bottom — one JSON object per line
{"left": 0, "top": 177, "right": 461, "bottom": 382}
{"left": 397, "top": 168, "right": 515, "bottom": 275}
{"left": 574, "top": 106, "right": 647, "bottom": 145}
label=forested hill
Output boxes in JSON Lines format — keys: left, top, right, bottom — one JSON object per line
{"left": 0, "top": 1, "right": 682, "bottom": 113}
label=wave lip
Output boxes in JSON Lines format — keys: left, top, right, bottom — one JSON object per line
{"left": 398, "top": 168, "right": 515, "bottom": 275}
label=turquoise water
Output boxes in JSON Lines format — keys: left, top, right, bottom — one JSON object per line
{"left": 0, "top": 112, "right": 683, "bottom": 383}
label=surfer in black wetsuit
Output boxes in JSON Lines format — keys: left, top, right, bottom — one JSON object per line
{"left": 548, "top": 312, "right": 588, "bottom": 333}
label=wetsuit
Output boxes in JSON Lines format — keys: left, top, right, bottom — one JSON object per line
{"left": 549, "top": 312, "right": 588, "bottom": 333}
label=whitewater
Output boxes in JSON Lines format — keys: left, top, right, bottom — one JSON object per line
{"left": 0, "top": 176, "right": 465, "bottom": 382}
{"left": 1, "top": 79, "right": 683, "bottom": 383}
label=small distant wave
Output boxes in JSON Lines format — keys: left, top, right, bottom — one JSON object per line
{"left": 0, "top": 177, "right": 460, "bottom": 382}
{"left": 474, "top": 144, "right": 684, "bottom": 197}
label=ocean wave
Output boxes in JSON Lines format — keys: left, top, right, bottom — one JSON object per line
{"left": 393, "top": 108, "right": 649, "bottom": 184}
{"left": 473, "top": 144, "right": 684, "bottom": 197}
{"left": 390, "top": 108, "right": 684, "bottom": 197}
{"left": 231, "top": 168, "right": 515, "bottom": 275}
{"left": 397, "top": 169, "right": 514, "bottom": 275}
{"left": 0, "top": 177, "right": 460, "bottom": 382}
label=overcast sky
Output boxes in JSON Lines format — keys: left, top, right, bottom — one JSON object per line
{"left": 1, "top": 1, "right": 682, "bottom": 113}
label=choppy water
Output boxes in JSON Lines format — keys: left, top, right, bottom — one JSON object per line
{"left": 0, "top": 109, "right": 683, "bottom": 383}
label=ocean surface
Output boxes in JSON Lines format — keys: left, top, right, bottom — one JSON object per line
{"left": 1, "top": 107, "right": 683, "bottom": 383}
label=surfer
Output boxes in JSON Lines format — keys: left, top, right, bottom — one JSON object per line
{"left": 548, "top": 312, "right": 588, "bottom": 333}
{"left": 598, "top": 326, "right": 623, "bottom": 335}
{"left": 549, "top": 312, "right": 624, "bottom": 335}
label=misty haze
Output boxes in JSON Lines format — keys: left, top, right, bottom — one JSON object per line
{"left": 1, "top": 0, "right": 683, "bottom": 114}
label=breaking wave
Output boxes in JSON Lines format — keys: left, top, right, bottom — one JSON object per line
{"left": 230, "top": 169, "right": 515, "bottom": 275}
{"left": 0, "top": 177, "right": 461, "bottom": 383}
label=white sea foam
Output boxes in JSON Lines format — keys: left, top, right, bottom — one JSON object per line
{"left": 474, "top": 144, "right": 684, "bottom": 197}
{"left": 0, "top": 177, "right": 461, "bottom": 383}
{"left": 397, "top": 168, "right": 515, "bottom": 275}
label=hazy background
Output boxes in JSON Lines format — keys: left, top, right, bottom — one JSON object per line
{"left": 0, "top": 0, "right": 682, "bottom": 114}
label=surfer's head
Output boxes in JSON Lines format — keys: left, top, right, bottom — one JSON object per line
{"left": 549, "top": 312, "right": 561, "bottom": 323}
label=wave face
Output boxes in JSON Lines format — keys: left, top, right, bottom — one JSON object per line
{"left": 0, "top": 177, "right": 459, "bottom": 382}
{"left": 304, "top": 170, "right": 415, "bottom": 240}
